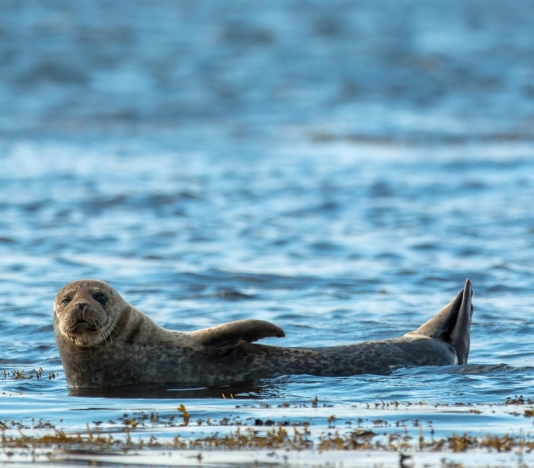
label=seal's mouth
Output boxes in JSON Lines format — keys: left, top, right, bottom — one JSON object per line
{"left": 61, "top": 315, "right": 112, "bottom": 348}
{"left": 68, "top": 319, "right": 98, "bottom": 333}
{"left": 63, "top": 309, "right": 110, "bottom": 338}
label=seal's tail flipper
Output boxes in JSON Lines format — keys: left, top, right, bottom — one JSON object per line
{"left": 407, "top": 279, "right": 474, "bottom": 365}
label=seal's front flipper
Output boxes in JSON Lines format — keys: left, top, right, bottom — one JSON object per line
{"left": 189, "top": 319, "right": 285, "bottom": 353}
{"left": 405, "top": 279, "right": 474, "bottom": 365}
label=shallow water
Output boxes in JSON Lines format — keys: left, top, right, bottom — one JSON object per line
{"left": 1, "top": 1, "right": 534, "bottom": 466}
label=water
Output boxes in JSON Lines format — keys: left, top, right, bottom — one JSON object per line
{"left": 1, "top": 1, "right": 534, "bottom": 466}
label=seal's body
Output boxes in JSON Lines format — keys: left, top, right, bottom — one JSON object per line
{"left": 54, "top": 279, "right": 473, "bottom": 388}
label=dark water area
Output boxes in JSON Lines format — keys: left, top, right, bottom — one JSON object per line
{"left": 1, "top": 1, "right": 534, "bottom": 466}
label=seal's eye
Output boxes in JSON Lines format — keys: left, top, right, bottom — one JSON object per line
{"left": 93, "top": 293, "right": 108, "bottom": 304}
{"left": 60, "top": 297, "right": 71, "bottom": 306}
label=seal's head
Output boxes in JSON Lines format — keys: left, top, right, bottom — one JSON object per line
{"left": 54, "top": 279, "right": 127, "bottom": 348}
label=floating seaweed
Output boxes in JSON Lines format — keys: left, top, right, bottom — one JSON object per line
{"left": 1, "top": 368, "right": 57, "bottom": 381}
{"left": 2, "top": 400, "right": 534, "bottom": 458}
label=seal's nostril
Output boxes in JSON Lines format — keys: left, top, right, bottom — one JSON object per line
{"left": 76, "top": 302, "right": 88, "bottom": 311}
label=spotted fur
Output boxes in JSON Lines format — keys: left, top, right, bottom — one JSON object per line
{"left": 53, "top": 279, "right": 473, "bottom": 388}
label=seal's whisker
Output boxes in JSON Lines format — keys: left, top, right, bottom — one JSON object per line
{"left": 95, "top": 320, "right": 109, "bottom": 347}
{"left": 103, "top": 321, "right": 113, "bottom": 347}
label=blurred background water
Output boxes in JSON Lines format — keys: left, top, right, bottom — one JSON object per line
{"left": 1, "top": 1, "right": 534, "bottom": 465}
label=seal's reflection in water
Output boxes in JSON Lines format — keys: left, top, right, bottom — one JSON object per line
{"left": 68, "top": 379, "right": 276, "bottom": 399}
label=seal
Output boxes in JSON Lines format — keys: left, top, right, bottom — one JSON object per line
{"left": 54, "top": 278, "right": 473, "bottom": 388}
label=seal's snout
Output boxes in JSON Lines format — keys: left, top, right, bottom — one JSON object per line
{"left": 61, "top": 298, "right": 109, "bottom": 336}
{"left": 68, "top": 308, "right": 98, "bottom": 331}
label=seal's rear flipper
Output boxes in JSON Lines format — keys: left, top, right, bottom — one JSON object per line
{"left": 405, "top": 279, "right": 473, "bottom": 365}
{"left": 189, "top": 319, "right": 285, "bottom": 353}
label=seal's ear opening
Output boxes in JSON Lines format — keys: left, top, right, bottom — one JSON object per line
{"left": 191, "top": 319, "right": 285, "bottom": 354}
{"left": 407, "top": 279, "right": 474, "bottom": 365}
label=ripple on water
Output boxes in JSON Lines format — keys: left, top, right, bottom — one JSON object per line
{"left": 1, "top": 1, "right": 534, "bottom": 463}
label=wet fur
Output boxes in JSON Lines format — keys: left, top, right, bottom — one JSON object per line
{"left": 54, "top": 279, "right": 473, "bottom": 388}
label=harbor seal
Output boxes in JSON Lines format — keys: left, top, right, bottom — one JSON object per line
{"left": 54, "top": 279, "right": 473, "bottom": 388}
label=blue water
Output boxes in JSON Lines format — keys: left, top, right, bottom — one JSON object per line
{"left": 1, "top": 1, "right": 534, "bottom": 465}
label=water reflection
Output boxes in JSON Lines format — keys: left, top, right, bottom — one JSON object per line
{"left": 68, "top": 380, "right": 276, "bottom": 399}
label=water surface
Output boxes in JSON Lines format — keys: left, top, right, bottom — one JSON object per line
{"left": 1, "top": 1, "right": 534, "bottom": 466}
